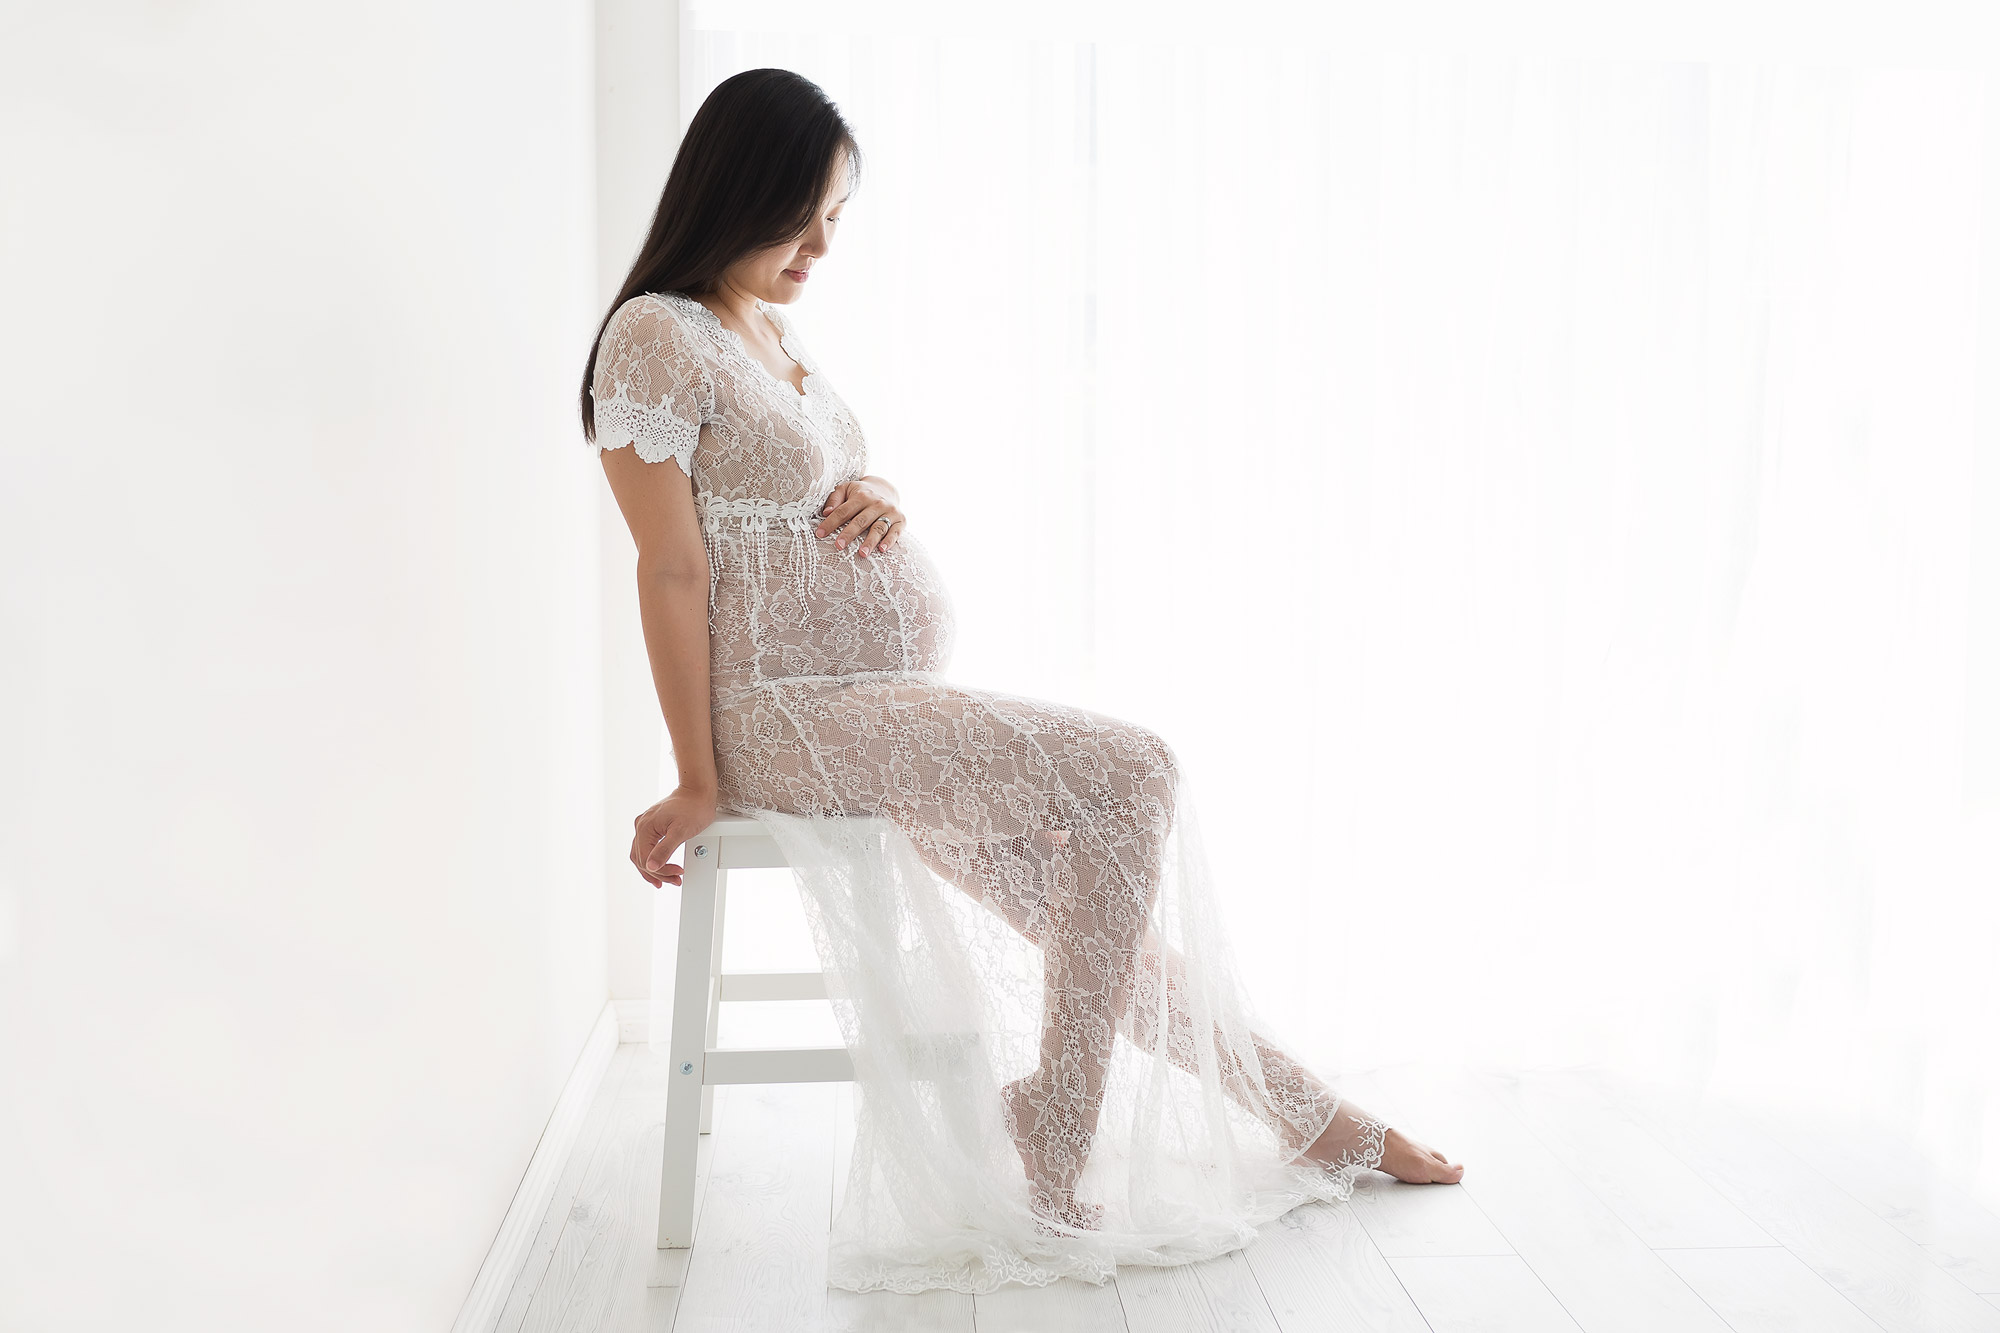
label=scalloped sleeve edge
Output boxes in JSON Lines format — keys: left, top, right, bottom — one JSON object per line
{"left": 589, "top": 393, "right": 698, "bottom": 477}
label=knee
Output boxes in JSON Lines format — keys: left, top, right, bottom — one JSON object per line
{"left": 1092, "top": 721, "right": 1179, "bottom": 836}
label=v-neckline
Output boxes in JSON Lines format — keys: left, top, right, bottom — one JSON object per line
{"left": 664, "top": 291, "right": 814, "bottom": 400}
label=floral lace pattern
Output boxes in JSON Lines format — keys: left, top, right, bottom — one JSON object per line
{"left": 588, "top": 291, "right": 1388, "bottom": 1292}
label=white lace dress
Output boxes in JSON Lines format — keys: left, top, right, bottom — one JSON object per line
{"left": 588, "top": 290, "right": 1388, "bottom": 1293}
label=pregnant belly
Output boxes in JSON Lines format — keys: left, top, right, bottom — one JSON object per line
{"left": 708, "top": 529, "right": 956, "bottom": 697}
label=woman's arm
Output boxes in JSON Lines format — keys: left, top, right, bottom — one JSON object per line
{"left": 599, "top": 444, "right": 717, "bottom": 886}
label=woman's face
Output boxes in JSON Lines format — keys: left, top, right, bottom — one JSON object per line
{"left": 723, "top": 152, "right": 852, "bottom": 306}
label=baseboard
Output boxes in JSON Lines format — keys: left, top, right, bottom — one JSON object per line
{"left": 450, "top": 999, "right": 621, "bottom": 1333}
{"left": 613, "top": 995, "right": 650, "bottom": 1044}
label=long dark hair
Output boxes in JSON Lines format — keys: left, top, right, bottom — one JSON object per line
{"left": 580, "top": 68, "right": 862, "bottom": 442}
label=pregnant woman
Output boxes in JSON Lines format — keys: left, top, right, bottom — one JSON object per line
{"left": 582, "top": 68, "right": 1462, "bottom": 1294}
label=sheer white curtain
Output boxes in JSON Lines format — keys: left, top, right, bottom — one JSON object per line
{"left": 672, "top": 15, "right": 1996, "bottom": 1195}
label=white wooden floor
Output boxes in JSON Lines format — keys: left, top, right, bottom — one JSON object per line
{"left": 487, "top": 1046, "right": 2000, "bottom": 1333}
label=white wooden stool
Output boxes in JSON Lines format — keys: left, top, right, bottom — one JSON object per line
{"left": 655, "top": 815, "right": 860, "bottom": 1250}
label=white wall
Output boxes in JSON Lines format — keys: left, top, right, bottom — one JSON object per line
{"left": 0, "top": 4, "right": 609, "bottom": 1330}
{"left": 594, "top": 0, "right": 683, "bottom": 1015}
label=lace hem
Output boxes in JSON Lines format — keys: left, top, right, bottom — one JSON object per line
{"left": 1319, "top": 1106, "right": 1390, "bottom": 1192}
{"left": 822, "top": 1142, "right": 1384, "bottom": 1294}
{"left": 1277, "top": 1095, "right": 1389, "bottom": 1174}
{"left": 589, "top": 392, "right": 698, "bottom": 474}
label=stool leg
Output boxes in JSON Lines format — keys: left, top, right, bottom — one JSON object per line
{"left": 659, "top": 847, "right": 718, "bottom": 1249}
{"left": 699, "top": 868, "right": 728, "bottom": 1135}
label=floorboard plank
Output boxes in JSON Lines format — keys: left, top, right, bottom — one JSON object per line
{"left": 494, "top": 1045, "right": 638, "bottom": 1333}
{"left": 1114, "top": 1248, "right": 1280, "bottom": 1333}
{"left": 604, "top": 1115, "right": 679, "bottom": 1333}
{"left": 1766, "top": 1113, "right": 2000, "bottom": 1295}
{"left": 669, "top": 1080, "right": 837, "bottom": 1332}
{"left": 1478, "top": 1069, "right": 1775, "bottom": 1250}
{"left": 1374, "top": 1063, "right": 1733, "bottom": 1333}
{"left": 1658, "top": 1246, "right": 1881, "bottom": 1333}
{"left": 520, "top": 1050, "right": 674, "bottom": 1333}
{"left": 1239, "top": 1200, "right": 1434, "bottom": 1333}
{"left": 972, "top": 1275, "right": 1129, "bottom": 1333}
{"left": 1388, "top": 1255, "right": 1584, "bottom": 1332}
{"left": 1571, "top": 1070, "right": 2000, "bottom": 1333}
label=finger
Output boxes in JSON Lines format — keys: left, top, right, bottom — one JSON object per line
{"left": 633, "top": 848, "right": 672, "bottom": 885}
{"left": 839, "top": 503, "right": 890, "bottom": 551}
{"left": 812, "top": 486, "right": 844, "bottom": 536}
{"left": 858, "top": 509, "right": 902, "bottom": 555}
{"left": 818, "top": 497, "right": 867, "bottom": 544}
{"left": 814, "top": 484, "right": 849, "bottom": 538}
{"left": 825, "top": 497, "right": 879, "bottom": 547}
{"left": 865, "top": 511, "right": 905, "bottom": 555}
{"left": 875, "top": 515, "right": 907, "bottom": 553}
{"left": 847, "top": 508, "right": 889, "bottom": 553}
{"left": 642, "top": 830, "right": 686, "bottom": 874}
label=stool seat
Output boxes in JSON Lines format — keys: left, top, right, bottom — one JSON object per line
{"left": 692, "top": 814, "right": 778, "bottom": 839}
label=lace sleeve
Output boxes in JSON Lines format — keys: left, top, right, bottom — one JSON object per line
{"left": 589, "top": 296, "right": 710, "bottom": 476}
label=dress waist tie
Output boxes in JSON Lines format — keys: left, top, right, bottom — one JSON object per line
{"left": 696, "top": 493, "right": 830, "bottom": 598}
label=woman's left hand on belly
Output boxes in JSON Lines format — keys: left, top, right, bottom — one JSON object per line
{"left": 816, "top": 475, "right": 906, "bottom": 557}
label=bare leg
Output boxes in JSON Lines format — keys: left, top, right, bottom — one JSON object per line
{"left": 1119, "top": 916, "right": 1361, "bottom": 1162}
{"left": 1121, "top": 914, "right": 1462, "bottom": 1183}
{"left": 968, "top": 828, "right": 1350, "bottom": 1163}
{"left": 1000, "top": 818, "right": 1164, "bottom": 1230}
{"left": 896, "top": 814, "right": 1163, "bottom": 1231}
{"left": 927, "top": 828, "right": 1462, "bottom": 1189}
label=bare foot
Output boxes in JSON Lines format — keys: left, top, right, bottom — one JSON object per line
{"left": 1377, "top": 1127, "right": 1465, "bottom": 1184}
{"left": 1001, "top": 1071, "right": 1105, "bottom": 1232}
{"left": 1299, "top": 1102, "right": 1466, "bottom": 1184}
